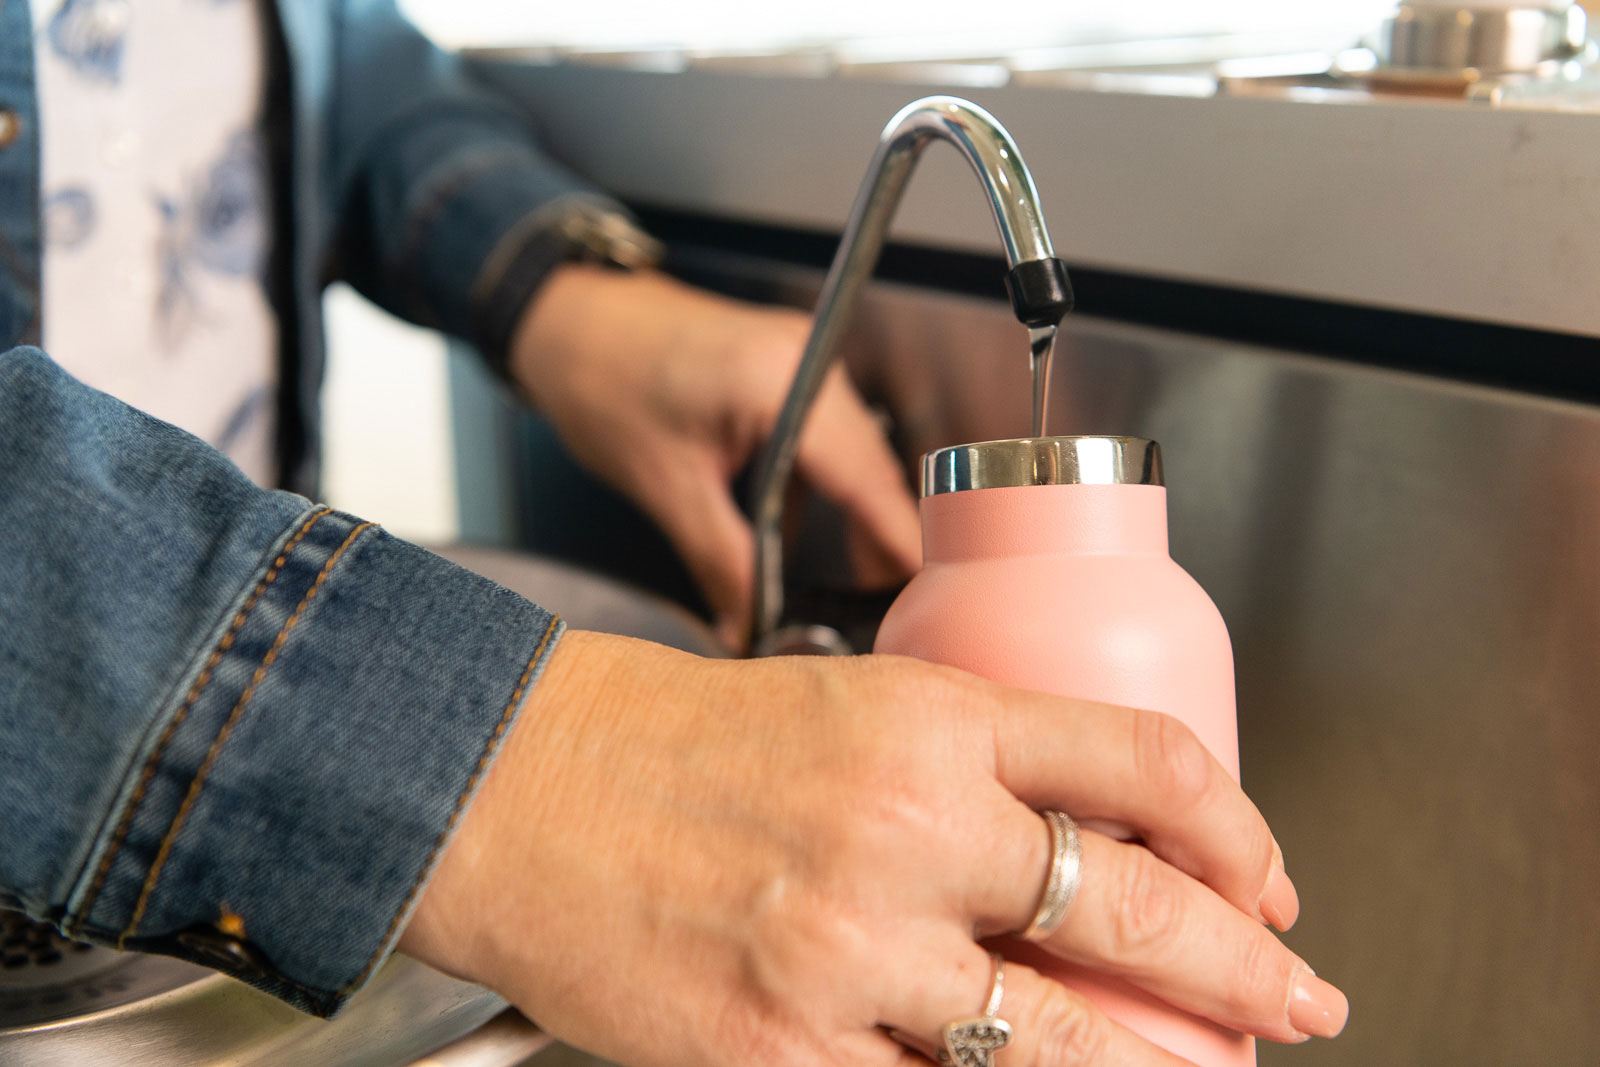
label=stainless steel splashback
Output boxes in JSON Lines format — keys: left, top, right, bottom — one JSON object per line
{"left": 698, "top": 261, "right": 1600, "bottom": 1062}
{"left": 1042, "top": 305, "right": 1600, "bottom": 1066}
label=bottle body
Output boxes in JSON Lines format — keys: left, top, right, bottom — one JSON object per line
{"left": 874, "top": 481, "right": 1253, "bottom": 1066}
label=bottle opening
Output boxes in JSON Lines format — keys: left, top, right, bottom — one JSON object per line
{"left": 922, "top": 436, "right": 1163, "bottom": 496}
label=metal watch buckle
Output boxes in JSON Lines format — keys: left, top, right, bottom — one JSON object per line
{"left": 556, "top": 209, "right": 664, "bottom": 271}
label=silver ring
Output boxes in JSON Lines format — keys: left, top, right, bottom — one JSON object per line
{"left": 1018, "top": 810, "right": 1083, "bottom": 942}
{"left": 940, "top": 952, "right": 1012, "bottom": 1067}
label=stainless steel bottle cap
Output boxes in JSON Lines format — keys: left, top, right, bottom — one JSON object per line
{"left": 922, "top": 436, "right": 1163, "bottom": 496}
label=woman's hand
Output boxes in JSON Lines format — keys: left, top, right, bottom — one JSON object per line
{"left": 399, "top": 632, "right": 1347, "bottom": 1066}
{"left": 508, "top": 265, "right": 922, "bottom": 647}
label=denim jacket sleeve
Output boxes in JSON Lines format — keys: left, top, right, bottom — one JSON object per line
{"left": 0, "top": 346, "right": 565, "bottom": 1016}
{"left": 324, "top": 0, "right": 622, "bottom": 367}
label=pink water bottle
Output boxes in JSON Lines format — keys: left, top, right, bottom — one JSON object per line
{"left": 874, "top": 434, "right": 1253, "bottom": 1066}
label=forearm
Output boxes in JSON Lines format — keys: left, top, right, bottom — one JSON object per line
{"left": 0, "top": 346, "right": 562, "bottom": 1015}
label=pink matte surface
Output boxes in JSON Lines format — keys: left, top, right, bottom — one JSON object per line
{"left": 875, "top": 482, "right": 1252, "bottom": 1065}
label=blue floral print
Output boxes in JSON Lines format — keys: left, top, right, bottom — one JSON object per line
{"left": 44, "top": 0, "right": 131, "bottom": 85}
{"left": 153, "top": 130, "right": 268, "bottom": 341}
{"left": 42, "top": 187, "right": 96, "bottom": 249}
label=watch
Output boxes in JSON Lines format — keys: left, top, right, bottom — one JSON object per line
{"left": 551, "top": 201, "right": 664, "bottom": 272}
{"left": 472, "top": 197, "right": 665, "bottom": 368}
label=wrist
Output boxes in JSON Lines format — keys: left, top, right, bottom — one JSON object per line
{"left": 396, "top": 631, "right": 660, "bottom": 990}
{"left": 472, "top": 198, "right": 661, "bottom": 374}
{"left": 506, "top": 263, "right": 624, "bottom": 407}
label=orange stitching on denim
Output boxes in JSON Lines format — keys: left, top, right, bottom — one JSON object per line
{"left": 117, "top": 522, "right": 376, "bottom": 948}
{"left": 338, "top": 614, "right": 561, "bottom": 995}
{"left": 69, "top": 507, "right": 331, "bottom": 937}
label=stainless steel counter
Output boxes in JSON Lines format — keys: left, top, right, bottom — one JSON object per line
{"left": 468, "top": 56, "right": 1600, "bottom": 339}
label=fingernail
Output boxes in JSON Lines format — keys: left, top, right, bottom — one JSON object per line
{"left": 1289, "top": 968, "right": 1349, "bottom": 1039}
{"left": 1258, "top": 842, "right": 1299, "bottom": 931}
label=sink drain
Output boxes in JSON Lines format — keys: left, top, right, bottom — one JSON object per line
{"left": 0, "top": 910, "right": 205, "bottom": 1028}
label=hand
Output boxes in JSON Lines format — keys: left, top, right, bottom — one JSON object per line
{"left": 508, "top": 265, "right": 922, "bottom": 647}
{"left": 399, "top": 632, "right": 1347, "bottom": 1066}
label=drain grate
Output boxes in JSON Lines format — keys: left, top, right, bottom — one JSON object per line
{"left": 1, "top": 909, "right": 206, "bottom": 1029}
{"left": 1, "top": 912, "right": 96, "bottom": 972}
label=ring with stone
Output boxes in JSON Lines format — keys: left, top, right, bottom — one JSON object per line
{"left": 939, "top": 951, "right": 1012, "bottom": 1067}
{"left": 1018, "top": 809, "right": 1083, "bottom": 942}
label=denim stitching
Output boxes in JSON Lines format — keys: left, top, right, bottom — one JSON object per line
{"left": 69, "top": 507, "right": 332, "bottom": 937}
{"left": 117, "top": 521, "right": 376, "bottom": 947}
{"left": 336, "top": 613, "right": 561, "bottom": 996}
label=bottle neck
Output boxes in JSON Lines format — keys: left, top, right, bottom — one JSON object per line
{"left": 921, "top": 483, "right": 1169, "bottom": 562}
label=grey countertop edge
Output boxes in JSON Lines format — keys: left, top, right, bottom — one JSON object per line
{"left": 468, "top": 57, "right": 1600, "bottom": 340}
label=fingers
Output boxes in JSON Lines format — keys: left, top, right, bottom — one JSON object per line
{"left": 1010, "top": 830, "right": 1345, "bottom": 1042}
{"left": 880, "top": 936, "right": 1195, "bottom": 1067}
{"left": 794, "top": 367, "right": 922, "bottom": 577}
{"left": 993, "top": 959, "right": 1201, "bottom": 1066}
{"left": 949, "top": 793, "right": 1343, "bottom": 1044}
{"left": 986, "top": 689, "right": 1292, "bottom": 929}
{"left": 640, "top": 456, "right": 756, "bottom": 647}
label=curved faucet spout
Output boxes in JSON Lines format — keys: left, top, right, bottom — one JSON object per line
{"left": 749, "top": 96, "right": 1074, "bottom": 653}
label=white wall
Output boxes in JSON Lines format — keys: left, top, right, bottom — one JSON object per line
{"left": 319, "top": 284, "right": 460, "bottom": 544}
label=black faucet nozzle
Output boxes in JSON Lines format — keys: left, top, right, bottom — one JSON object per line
{"left": 1005, "top": 257, "right": 1075, "bottom": 328}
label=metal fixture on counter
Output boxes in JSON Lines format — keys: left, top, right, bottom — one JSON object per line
{"left": 748, "top": 95, "right": 1074, "bottom": 656}
{"left": 1375, "top": 0, "right": 1590, "bottom": 75}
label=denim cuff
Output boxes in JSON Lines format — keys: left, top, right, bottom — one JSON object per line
{"left": 63, "top": 507, "right": 564, "bottom": 1016}
{"left": 363, "top": 124, "right": 620, "bottom": 364}
{"left": 465, "top": 194, "right": 613, "bottom": 377}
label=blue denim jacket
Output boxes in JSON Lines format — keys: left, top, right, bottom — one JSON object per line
{"left": 0, "top": 0, "right": 591, "bottom": 1016}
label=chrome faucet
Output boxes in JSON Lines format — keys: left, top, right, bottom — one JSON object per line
{"left": 748, "top": 95, "right": 1074, "bottom": 655}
